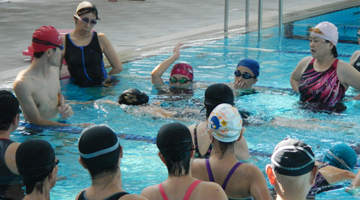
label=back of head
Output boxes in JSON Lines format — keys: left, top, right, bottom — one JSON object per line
{"left": 16, "top": 139, "right": 56, "bottom": 194}
{"left": 75, "top": 1, "right": 99, "bottom": 20}
{"left": 78, "top": 125, "right": 120, "bottom": 178}
{"left": 271, "top": 138, "right": 315, "bottom": 177}
{"left": 237, "top": 59, "right": 260, "bottom": 78}
{"left": 0, "top": 90, "right": 20, "bottom": 131}
{"left": 32, "top": 26, "right": 62, "bottom": 55}
{"left": 156, "top": 122, "right": 193, "bottom": 176}
{"left": 323, "top": 143, "right": 356, "bottom": 171}
{"left": 118, "top": 89, "right": 149, "bottom": 105}
{"left": 207, "top": 103, "right": 242, "bottom": 158}
{"left": 204, "top": 84, "right": 234, "bottom": 118}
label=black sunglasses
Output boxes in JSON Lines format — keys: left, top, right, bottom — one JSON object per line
{"left": 234, "top": 70, "right": 256, "bottom": 79}
{"left": 169, "top": 77, "right": 192, "bottom": 84}
{"left": 32, "top": 38, "right": 64, "bottom": 50}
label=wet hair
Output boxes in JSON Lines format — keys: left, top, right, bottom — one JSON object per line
{"left": 164, "top": 154, "right": 191, "bottom": 177}
{"left": 0, "top": 90, "right": 20, "bottom": 131}
{"left": 325, "top": 40, "right": 338, "bottom": 58}
{"left": 33, "top": 48, "right": 56, "bottom": 59}
{"left": 118, "top": 89, "right": 149, "bottom": 105}
{"left": 77, "top": 6, "right": 100, "bottom": 20}
{"left": 204, "top": 84, "right": 234, "bottom": 118}
{"left": 78, "top": 125, "right": 120, "bottom": 179}
{"left": 217, "top": 140, "right": 236, "bottom": 159}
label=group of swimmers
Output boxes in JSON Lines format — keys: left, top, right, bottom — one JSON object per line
{"left": 2, "top": 0, "right": 360, "bottom": 199}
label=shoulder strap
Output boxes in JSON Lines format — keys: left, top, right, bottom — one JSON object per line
{"left": 158, "top": 183, "right": 169, "bottom": 200}
{"left": 183, "top": 180, "right": 202, "bottom": 200}
{"left": 222, "top": 162, "right": 243, "bottom": 190}
{"left": 77, "top": 190, "right": 86, "bottom": 200}
{"left": 206, "top": 158, "right": 215, "bottom": 182}
{"left": 332, "top": 59, "right": 339, "bottom": 68}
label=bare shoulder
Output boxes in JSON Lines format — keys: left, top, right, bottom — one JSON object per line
{"left": 140, "top": 184, "right": 159, "bottom": 200}
{"left": 240, "top": 163, "right": 264, "bottom": 178}
{"left": 196, "top": 181, "right": 227, "bottom": 199}
{"left": 122, "top": 194, "right": 148, "bottom": 200}
{"left": 297, "top": 56, "right": 313, "bottom": 67}
{"left": 97, "top": 32, "right": 108, "bottom": 42}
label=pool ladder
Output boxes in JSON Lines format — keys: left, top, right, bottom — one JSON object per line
{"left": 224, "top": 0, "right": 283, "bottom": 40}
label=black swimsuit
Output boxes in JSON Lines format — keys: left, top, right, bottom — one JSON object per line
{"left": 352, "top": 55, "right": 360, "bottom": 72}
{"left": 78, "top": 190, "right": 129, "bottom": 200}
{"left": 194, "top": 125, "right": 212, "bottom": 158}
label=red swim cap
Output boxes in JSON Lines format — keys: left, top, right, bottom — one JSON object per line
{"left": 170, "top": 63, "right": 194, "bottom": 80}
{"left": 32, "top": 26, "right": 62, "bottom": 53}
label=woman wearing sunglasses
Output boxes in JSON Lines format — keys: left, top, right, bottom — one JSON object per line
{"left": 62, "top": 1, "right": 123, "bottom": 87}
{"left": 233, "top": 59, "right": 259, "bottom": 90}
{"left": 290, "top": 21, "right": 360, "bottom": 112}
{"left": 350, "top": 28, "right": 360, "bottom": 72}
{"left": 151, "top": 43, "right": 194, "bottom": 89}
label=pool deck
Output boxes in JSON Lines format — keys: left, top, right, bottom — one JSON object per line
{"left": 1, "top": 0, "right": 359, "bottom": 84}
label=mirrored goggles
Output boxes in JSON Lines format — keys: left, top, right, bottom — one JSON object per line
{"left": 169, "top": 77, "right": 192, "bottom": 84}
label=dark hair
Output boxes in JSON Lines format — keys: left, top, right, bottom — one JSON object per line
{"left": 217, "top": 140, "right": 236, "bottom": 159}
{"left": 77, "top": 6, "right": 100, "bottom": 20}
{"left": 325, "top": 40, "right": 338, "bottom": 58}
{"left": 164, "top": 152, "right": 192, "bottom": 177}
{"left": 118, "top": 89, "right": 149, "bottom": 105}
{"left": 204, "top": 84, "right": 234, "bottom": 118}
{"left": 25, "top": 168, "right": 55, "bottom": 194}
{"left": 0, "top": 90, "right": 20, "bottom": 131}
{"left": 33, "top": 48, "right": 56, "bottom": 59}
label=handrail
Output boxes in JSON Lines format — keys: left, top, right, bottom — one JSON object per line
{"left": 258, "top": 0, "right": 263, "bottom": 40}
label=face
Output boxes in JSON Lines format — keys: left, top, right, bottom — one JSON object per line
{"left": 74, "top": 12, "right": 97, "bottom": 33}
{"left": 234, "top": 66, "right": 257, "bottom": 89}
{"left": 169, "top": 74, "right": 192, "bottom": 88}
{"left": 47, "top": 46, "right": 62, "bottom": 67}
{"left": 309, "top": 35, "right": 332, "bottom": 58}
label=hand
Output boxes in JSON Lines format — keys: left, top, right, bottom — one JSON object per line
{"left": 234, "top": 80, "right": 247, "bottom": 89}
{"left": 173, "top": 43, "right": 183, "bottom": 60}
{"left": 58, "top": 104, "right": 74, "bottom": 119}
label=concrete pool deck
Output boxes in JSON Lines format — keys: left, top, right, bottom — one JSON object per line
{"left": 0, "top": 0, "right": 359, "bottom": 84}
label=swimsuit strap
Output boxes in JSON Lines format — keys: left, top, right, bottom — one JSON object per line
{"left": 222, "top": 162, "right": 243, "bottom": 190}
{"left": 206, "top": 158, "right": 215, "bottom": 182}
{"left": 194, "top": 124, "right": 201, "bottom": 156}
{"left": 158, "top": 183, "right": 169, "bottom": 200}
{"left": 183, "top": 180, "right": 202, "bottom": 200}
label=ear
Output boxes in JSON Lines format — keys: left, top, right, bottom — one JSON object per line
{"left": 45, "top": 48, "right": 53, "bottom": 58}
{"left": 237, "top": 128, "right": 245, "bottom": 142}
{"left": 119, "top": 145, "right": 123, "bottom": 159}
{"left": 253, "top": 78, "right": 258, "bottom": 84}
{"left": 309, "top": 165, "right": 319, "bottom": 185}
{"left": 266, "top": 165, "right": 276, "bottom": 185}
{"left": 78, "top": 157, "right": 87, "bottom": 169}
{"left": 158, "top": 152, "right": 166, "bottom": 165}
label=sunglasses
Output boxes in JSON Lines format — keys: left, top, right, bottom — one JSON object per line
{"left": 169, "top": 77, "right": 192, "bottom": 84}
{"left": 234, "top": 70, "right": 256, "bottom": 79}
{"left": 32, "top": 38, "right": 64, "bottom": 50}
{"left": 309, "top": 27, "right": 323, "bottom": 34}
{"left": 74, "top": 14, "right": 97, "bottom": 25}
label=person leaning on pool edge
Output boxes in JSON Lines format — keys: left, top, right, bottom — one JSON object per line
{"left": 290, "top": 21, "right": 360, "bottom": 111}
{"left": 62, "top": 1, "right": 122, "bottom": 87}
{"left": 151, "top": 43, "right": 194, "bottom": 89}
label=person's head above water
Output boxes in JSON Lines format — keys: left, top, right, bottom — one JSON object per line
{"left": 78, "top": 125, "right": 121, "bottom": 179}
{"left": 323, "top": 143, "right": 357, "bottom": 171}
{"left": 169, "top": 63, "right": 194, "bottom": 88}
{"left": 32, "top": 26, "right": 63, "bottom": 59}
{"left": 310, "top": 21, "right": 338, "bottom": 58}
{"left": 156, "top": 122, "right": 194, "bottom": 176}
{"left": 234, "top": 59, "right": 259, "bottom": 89}
{"left": 16, "top": 139, "right": 58, "bottom": 195}
{"left": 118, "top": 89, "right": 149, "bottom": 105}
{"left": 74, "top": 1, "right": 99, "bottom": 20}
{"left": 0, "top": 90, "right": 21, "bottom": 131}
{"left": 204, "top": 84, "right": 234, "bottom": 118}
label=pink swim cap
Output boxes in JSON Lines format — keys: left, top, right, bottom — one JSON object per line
{"left": 170, "top": 63, "right": 194, "bottom": 80}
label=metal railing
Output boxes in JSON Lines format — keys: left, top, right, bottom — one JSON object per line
{"left": 224, "top": 0, "right": 284, "bottom": 39}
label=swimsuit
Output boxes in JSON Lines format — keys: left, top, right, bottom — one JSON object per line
{"left": 158, "top": 180, "right": 202, "bottom": 200}
{"left": 308, "top": 164, "right": 342, "bottom": 197}
{"left": 0, "top": 139, "right": 24, "bottom": 200}
{"left": 193, "top": 125, "right": 212, "bottom": 158}
{"left": 353, "top": 55, "right": 360, "bottom": 72}
{"left": 78, "top": 190, "right": 129, "bottom": 200}
{"left": 298, "top": 59, "right": 345, "bottom": 106}
{"left": 206, "top": 158, "right": 242, "bottom": 190}
{"left": 64, "top": 32, "right": 108, "bottom": 86}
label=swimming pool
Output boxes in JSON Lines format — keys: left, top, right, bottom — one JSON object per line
{"left": 6, "top": 6, "right": 360, "bottom": 200}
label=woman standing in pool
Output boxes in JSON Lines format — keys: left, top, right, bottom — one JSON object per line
{"left": 290, "top": 21, "right": 360, "bottom": 111}
{"left": 151, "top": 43, "right": 194, "bottom": 89}
{"left": 62, "top": 1, "right": 123, "bottom": 87}
{"left": 350, "top": 28, "right": 360, "bottom": 71}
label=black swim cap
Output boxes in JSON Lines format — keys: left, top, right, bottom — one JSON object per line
{"left": 204, "top": 84, "right": 234, "bottom": 106}
{"left": 0, "top": 90, "right": 21, "bottom": 126}
{"left": 16, "top": 139, "right": 56, "bottom": 194}
{"left": 118, "top": 89, "right": 149, "bottom": 105}
{"left": 78, "top": 125, "right": 120, "bottom": 173}
{"left": 156, "top": 122, "right": 193, "bottom": 162}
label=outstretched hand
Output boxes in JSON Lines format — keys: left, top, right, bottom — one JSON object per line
{"left": 58, "top": 104, "right": 74, "bottom": 119}
{"left": 173, "top": 43, "right": 183, "bottom": 60}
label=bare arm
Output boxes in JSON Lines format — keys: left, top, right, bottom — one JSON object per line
{"left": 151, "top": 43, "right": 183, "bottom": 86}
{"left": 290, "top": 57, "right": 312, "bottom": 93}
{"left": 248, "top": 165, "right": 273, "bottom": 200}
{"left": 57, "top": 92, "right": 74, "bottom": 119}
{"left": 350, "top": 50, "right": 360, "bottom": 66}
{"left": 337, "top": 60, "right": 360, "bottom": 100}
{"left": 234, "top": 136, "right": 250, "bottom": 160}
{"left": 320, "top": 166, "right": 355, "bottom": 184}
{"left": 98, "top": 33, "right": 123, "bottom": 75}
{"left": 5, "top": 142, "right": 20, "bottom": 175}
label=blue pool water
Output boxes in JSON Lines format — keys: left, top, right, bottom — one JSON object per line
{"left": 6, "top": 6, "right": 360, "bottom": 200}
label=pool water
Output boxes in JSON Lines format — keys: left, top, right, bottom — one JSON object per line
{"left": 7, "top": 7, "right": 360, "bottom": 200}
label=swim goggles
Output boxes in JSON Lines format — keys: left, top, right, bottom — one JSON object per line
{"left": 32, "top": 38, "right": 64, "bottom": 50}
{"left": 309, "top": 27, "right": 323, "bottom": 34}
{"left": 74, "top": 14, "right": 98, "bottom": 25}
{"left": 234, "top": 70, "right": 256, "bottom": 79}
{"left": 169, "top": 77, "right": 192, "bottom": 84}
{"left": 325, "top": 150, "right": 352, "bottom": 171}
